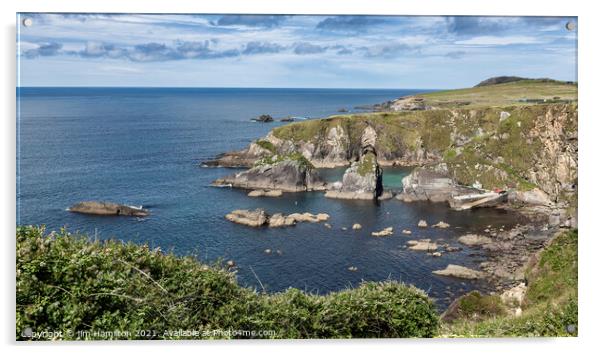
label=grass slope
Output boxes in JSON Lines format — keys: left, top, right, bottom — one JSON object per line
{"left": 418, "top": 80, "right": 577, "bottom": 109}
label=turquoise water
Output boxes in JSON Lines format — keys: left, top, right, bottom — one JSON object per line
{"left": 17, "top": 87, "right": 521, "bottom": 309}
{"left": 319, "top": 166, "right": 411, "bottom": 190}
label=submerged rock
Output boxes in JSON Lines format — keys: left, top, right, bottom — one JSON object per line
{"left": 352, "top": 223, "right": 362, "bottom": 230}
{"left": 417, "top": 220, "right": 428, "bottom": 228}
{"left": 407, "top": 239, "right": 438, "bottom": 251}
{"left": 432, "top": 221, "right": 450, "bottom": 229}
{"left": 68, "top": 201, "right": 149, "bottom": 217}
{"left": 432, "top": 264, "right": 486, "bottom": 279}
{"left": 371, "top": 227, "right": 394, "bottom": 237}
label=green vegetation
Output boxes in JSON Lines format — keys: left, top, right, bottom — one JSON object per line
{"left": 418, "top": 80, "right": 577, "bottom": 109}
{"left": 524, "top": 228, "right": 578, "bottom": 308}
{"left": 254, "top": 151, "right": 315, "bottom": 170}
{"left": 255, "top": 139, "right": 276, "bottom": 154}
{"left": 444, "top": 291, "right": 507, "bottom": 323}
{"left": 357, "top": 151, "right": 376, "bottom": 176}
{"left": 441, "top": 229, "right": 578, "bottom": 337}
{"left": 16, "top": 226, "right": 439, "bottom": 340}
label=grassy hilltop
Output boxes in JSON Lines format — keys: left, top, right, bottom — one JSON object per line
{"left": 415, "top": 79, "right": 577, "bottom": 109}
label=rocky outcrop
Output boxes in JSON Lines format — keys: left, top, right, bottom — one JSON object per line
{"left": 432, "top": 265, "right": 486, "bottom": 279}
{"left": 203, "top": 140, "right": 275, "bottom": 168}
{"left": 247, "top": 189, "right": 283, "bottom": 197}
{"left": 381, "top": 96, "right": 433, "bottom": 111}
{"left": 407, "top": 239, "right": 438, "bottom": 251}
{"left": 458, "top": 234, "right": 493, "bottom": 246}
{"left": 325, "top": 126, "right": 383, "bottom": 200}
{"left": 225, "top": 209, "right": 268, "bottom": 227}
{"left": 267, "top": 213, "right": 297, "bottom": 227}
{"left": 225, "top": 209, "right": 329, "bottom": 228}
{"left": 524, "top": 106, "right": 577, "bottom": 203}
{"left": 207, "top": 101, "right": 577, "bottom": 219}
{"left": 213, "top": 154, "right": 326, "bottom": 192}
{"left": 510, "top": 188, "right": 552, "bottom": 206}
{"left": 251, "top": 114, "right": 274, "bottom": 122}
{"left": 396, "top": 163, "right": 469, "bottom": 203}
{"left": 68, "top": 201, "right": 149, "bottom": 217}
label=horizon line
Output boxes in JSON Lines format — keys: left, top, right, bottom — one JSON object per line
{"left": 16, "top": 85, "right": 447, "bottom": 90}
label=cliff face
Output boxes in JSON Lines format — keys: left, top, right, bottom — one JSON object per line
{"left": 443, "top": 104, "right": 577, "bottom": 205}
{"left": 325, "top": 126, "right": 384, "bottom": 200}
{"left": 209, "top": 104, "right": 577, "bottom": 207}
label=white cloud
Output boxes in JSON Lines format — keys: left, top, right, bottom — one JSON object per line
{"left": 455, "top": 36, "right": 540, "bottom": 46}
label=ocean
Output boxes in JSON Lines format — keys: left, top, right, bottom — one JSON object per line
{"left": 16, "top": 87, "right": 520, "bottom": 309}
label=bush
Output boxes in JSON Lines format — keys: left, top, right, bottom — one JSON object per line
{"left": 441, "top": 291, "right": 507, "bottom": 323}
{"left": 16, "top": 226, "right": 439, "bottom": 340}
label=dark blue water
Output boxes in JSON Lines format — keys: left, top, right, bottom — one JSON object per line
{"left": 17, "top": 87, "right": 520, "bottom": 309}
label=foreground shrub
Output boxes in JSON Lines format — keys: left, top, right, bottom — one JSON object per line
{"left": 16, "top": 226, "right": 439, "bottom": 340}
{"left": 441, "top": 291, "right": 507, "bottom": 323}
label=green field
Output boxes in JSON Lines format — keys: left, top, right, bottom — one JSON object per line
{"left": 416, "top": 79, "right": 577, "bottom": 109}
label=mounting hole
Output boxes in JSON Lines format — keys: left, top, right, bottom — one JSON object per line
{"left": 565, "top": 21, "right": 576, "bottom": 31}
{"left": 22, "top": 18, "right": 33, "bottom": 27}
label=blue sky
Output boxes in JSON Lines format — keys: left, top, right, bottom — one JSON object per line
{"left": 17, "top": 14, "right": 577, "bottom": 89}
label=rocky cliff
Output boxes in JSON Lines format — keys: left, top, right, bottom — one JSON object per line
{"left": 207, "top": 82, "right": 577, "bottom": 214}
{"left": 325, "top": 126, "right": 384, "bottom": 200}
{"left": 212, "top": 152, "right": 326, "bottom": 192}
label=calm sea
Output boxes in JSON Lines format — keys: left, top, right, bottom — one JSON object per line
{"left": 17, "top": 87, "right": 519, "bottom": 309}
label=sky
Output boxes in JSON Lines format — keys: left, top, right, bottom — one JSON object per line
{"left": 16, "top": 14, "right": 578, "bottom": 89}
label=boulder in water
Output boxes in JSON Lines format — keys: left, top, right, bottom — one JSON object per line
{"left": 68, "top": 201, "right": 149, "bottom": 217}
{"left": 371, "top": 227, "right": 394, "bottom": 237}
{"left": 225, "top": 209, "right": 268, "bottom": 227}
{"left": 432, "top": 264, "right": 485, "bottom": 279}
{"left": 407, "top": 239, "right": 438, "bottom": 251}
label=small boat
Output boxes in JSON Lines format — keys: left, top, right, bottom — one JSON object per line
{"left": 449, "top": 191, "right": 508, "bottom": 210}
